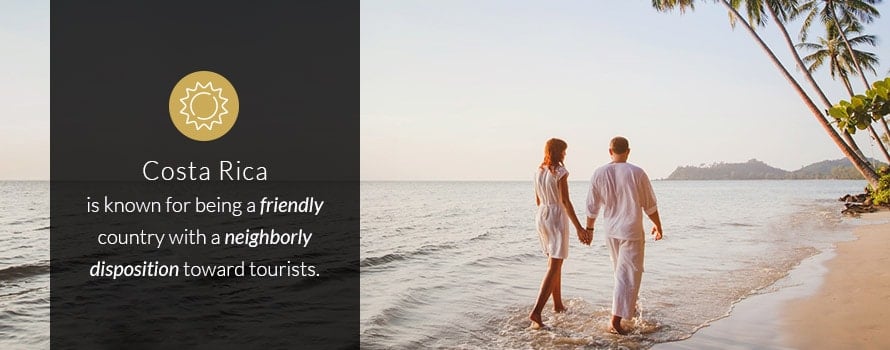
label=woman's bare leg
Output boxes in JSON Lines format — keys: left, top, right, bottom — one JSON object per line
{"left": 552, "top": 264, "right": 566, "bottom": 313}
{"left": 529, "top": 258, "right": 563, "bottom": 328}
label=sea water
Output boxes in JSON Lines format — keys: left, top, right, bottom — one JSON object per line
{"left": 0, "top": 181, "right": 49, "bottom": 349}
{"left": 360, "top": 180, "right": 863, "bottom": 349}
{"left": 0, "top": 180, "right": 865, "bottom": 349}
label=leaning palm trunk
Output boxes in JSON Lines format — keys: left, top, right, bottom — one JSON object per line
{"left": 719, "top": 0, "right": 880, "bottom": 186}
{"left": 874, "top": 114, "right": 890, "bottom": 156}
{"left": 829, "top": 7, "right": 871, "bottom": 89}
{"left": 842, "top": 129, "right": 870, "bottom": 163}
{"left": 828, "top": 6, "right": 890, "bottom": 153}
{"left": 866, "top": 127, "right": 890, "bottom": 163}
{"left": 841, "top": 72, "right": 855, "bottom": 95}
{"left": 764, "top": 3, "right": 871, "bottom": 164}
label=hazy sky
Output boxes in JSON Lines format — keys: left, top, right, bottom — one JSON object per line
{"left": 1, "top": 1, "right": 888, "bottom": 180}
{"left": 361, "top": 0, "right": 890, "bottom": 180}
{"left": 0, "top": 0, "right": 48, "bottom": 180}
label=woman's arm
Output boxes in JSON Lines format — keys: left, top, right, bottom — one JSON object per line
{"left": 558, "top": 175, "right": 591, "bottom": 245}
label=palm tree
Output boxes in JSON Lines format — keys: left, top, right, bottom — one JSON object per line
{"left": 797, "top": 0, "right": 881, "bottom": 89}
{"left": 797, "top": 21, "right": 890, "bottom": 163}
{"left": 732, "top": 0, "right": 873, "bottom": 163}
{"left": 797, "top": 21, "right": 878, "bottom": 96}
{"left": 798, "top": 0, "right": 881, "bottom": 41}
{"left": 650, "top": 0, "right": 881, "bottom": 186}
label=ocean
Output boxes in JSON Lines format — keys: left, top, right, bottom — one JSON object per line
{"left": 0, "top": 181, "right": 49, "bottom": 349}
{"left": 360, "top": 180, "right": 864, "bottom": 349}
{"left": 0, "top": 180, "right": 865, "bottom": 349}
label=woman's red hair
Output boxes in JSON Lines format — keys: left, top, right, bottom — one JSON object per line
{"left": 540, "top": 138, "right": 567, "bottom": 173}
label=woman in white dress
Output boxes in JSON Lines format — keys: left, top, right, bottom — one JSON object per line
{"left": 529, "top": 138, "right": 590, "bottom": 329}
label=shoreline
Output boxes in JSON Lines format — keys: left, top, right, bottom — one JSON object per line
{"left": 783, "top": 210, "right": 890, "bottom": 349}
{"left": 654, "top": 209, "right": 890, "bottom": 349}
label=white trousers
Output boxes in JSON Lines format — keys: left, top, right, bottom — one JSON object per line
{"left": 607, "top": 237, "right": 645, "bottom": 319}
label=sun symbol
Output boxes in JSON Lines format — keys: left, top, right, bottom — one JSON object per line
{"left": 178, "top": 81, "right": 230, "bottom": 131}
{"left": 169, "top": 71, "right": 239, "bottom": 141}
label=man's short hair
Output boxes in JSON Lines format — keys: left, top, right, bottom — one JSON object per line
{"left": 610, "top": 136, "right": 629, "bottom": 154}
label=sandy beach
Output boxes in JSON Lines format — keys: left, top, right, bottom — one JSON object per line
{"left": 654, "top": 209, "right": 890, "bottom": 350}
{"left": 783, "top": 210, "right": 890, "bottom": 349}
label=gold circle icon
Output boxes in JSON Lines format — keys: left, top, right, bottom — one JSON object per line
{"left": 169, "top": 71, "right": 239, "bottom": 141}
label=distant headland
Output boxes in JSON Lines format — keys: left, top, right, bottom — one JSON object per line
{"left": 665, "top": 158, "right": 888, "bottom": 180}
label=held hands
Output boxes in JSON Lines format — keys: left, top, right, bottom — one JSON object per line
{"left": 576, "top": 227, "right": 592, "bottom": 246}
{"left": 651, "top": 225, "right": 663, "bottom": 241}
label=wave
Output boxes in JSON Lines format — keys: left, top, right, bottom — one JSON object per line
{"left": 723, "top": 222, "right": 757, "bottom": 228}
{"left": 440, "top": 298, "right": 678, "bottom": 350}
{"left": 361, "top": 243, "right": 457, "bottom": 269}
{"left": 468, "top": 230, "right": 497, "bottom": 242}
{"left": 360, "top": 253, "right": 408, "bottom": 268}
{"left": 361, "top": 287, "right": 439, "bottom": 348}
{"left": 3, "top": 216, "right": 49, "bottom": 227}
{"left": 366, "top": 293, "right": 432, "bottom": 327}
{"left": 467, "top": 252, "right": 539, "bottom": 268}
{"left": 0, "top": 263, "right": 50, "bottom": 281}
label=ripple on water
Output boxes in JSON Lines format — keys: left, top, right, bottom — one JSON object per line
{"left": 442, "top": 298, "right": 692, "bottom": 350}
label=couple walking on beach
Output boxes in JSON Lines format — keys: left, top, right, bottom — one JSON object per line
{"left": 530, "top": 136, "right": 663, "bottom": 335}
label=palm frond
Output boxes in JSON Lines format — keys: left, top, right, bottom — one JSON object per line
{"left": 836, "top": 0, "right": 881, "bottom": 24}
{"left": 744, "top": 0, "right": 769, "bottom": 25}
{"left": 652, "top": 0, "right": 697, "bottom": 13}
{"left": 802, "top": 51, "right": 827, "bottom": 72}
{"left": 798, "top": 4, "right": 819, "bottom": 41}
{"left": 850, "top": 51, "right": 880, "bottom": 75}
{"left": 847, "top": 33, "right": 878, "bottom": 47}
{"left": 795, "top": 15, "right": 880, "bottom": 80}
{"left": 795, "top": 42, "right": 824, "bottom": 50}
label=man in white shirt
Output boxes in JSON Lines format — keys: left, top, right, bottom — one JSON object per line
{"left": 585, "top": 136, "right": 663, "bottom": 335}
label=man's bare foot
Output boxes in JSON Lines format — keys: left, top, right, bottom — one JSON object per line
{"left": 529, "top": 314, "right": 545, "bottom": 329}
{"left": 609, "top": 316, "right": 627, "bottom": 335}
{"left": 554, "top": 305, "right": 567, "bottom": 313}
{"left": 608, "top": 326, "right": 627, "bottom": 335}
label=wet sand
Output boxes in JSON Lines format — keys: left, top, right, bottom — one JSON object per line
{"left": 783, "top": 210, "right": 890, "bottom": 349}
{"left": 654, "top": 210, "right": 890, "bottom": 350}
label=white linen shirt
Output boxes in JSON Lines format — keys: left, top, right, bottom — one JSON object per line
{"left": 586, "top": 162, "right": 658, "bottom": 241}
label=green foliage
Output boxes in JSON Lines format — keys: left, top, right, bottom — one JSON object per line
{"left": 872, "top": 167, "right": 890, "bottom": 206}
{"left": 830, "top": 77, "right": 890, "bottom": 134}
{"left": 667, "top": 159, "right": 788, "bottom": 180}
{"left": 665, "top": 158, "right": 886, "bottom": 180}
{"left": 829, "top": 166, "right": 864, "bottom": 179}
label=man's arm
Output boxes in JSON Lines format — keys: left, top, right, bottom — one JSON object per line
{"left": 585, "top": 176, "right": 598, "bottom": 243}
{"left": 647, "top": 210, "right": 662, "bottom": 241}
{"left": 639, "top": 169, "right": 661, "bottom": 240}
{"left": 586, "top": 216, "right": 596, "bottom": 239}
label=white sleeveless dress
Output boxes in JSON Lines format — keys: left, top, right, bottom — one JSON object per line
{"left": 534, "top": 165, "right": 569, "bottom": 259}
